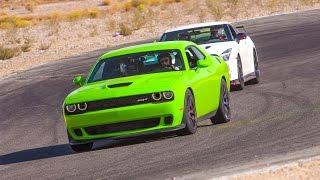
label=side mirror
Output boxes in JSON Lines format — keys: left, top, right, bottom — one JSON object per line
{"left": 197, "top": 60, "right": 210, "bottom": 68}
{"left": 73, "top": 75, "right": 85, "bottom": 87}
{"left": 236, "top": 33, "right": 247, "bottom": 42}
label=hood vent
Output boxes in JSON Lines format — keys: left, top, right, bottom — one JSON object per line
{"left": 107, "top": 82, "right": 133, "bottom": 88}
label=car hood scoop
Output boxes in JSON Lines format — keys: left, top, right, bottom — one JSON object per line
{"left": 107, "top": 82, "right": 133, "bottom": 88}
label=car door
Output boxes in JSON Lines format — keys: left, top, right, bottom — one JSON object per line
{"left": 185, "top": 46, "right": 217, "bottom": 117}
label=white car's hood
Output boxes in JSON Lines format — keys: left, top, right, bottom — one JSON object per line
{"left": 200, "top": 41, "right": 236, "bottom": 55}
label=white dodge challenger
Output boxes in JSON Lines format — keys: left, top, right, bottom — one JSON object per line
{"left": 160, "top": 22, "right": 260, "bottom": 90}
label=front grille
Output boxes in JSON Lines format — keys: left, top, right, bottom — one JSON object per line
{"left": 85, "top": 118, "right": 160, "bottom": 135}
{"left": 87, "top": 93, "right": 154, "bottom": 112}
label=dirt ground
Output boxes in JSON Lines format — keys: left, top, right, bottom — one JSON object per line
{"left": 1, "top": 0, "right": 319, "bottom": 79}
{"left": 230, "top": 156, "right": 320, "bottom": 180}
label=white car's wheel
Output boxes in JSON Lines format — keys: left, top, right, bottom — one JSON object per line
{"left": 251, "top": 49, "right": 260, "bottom": 84}
{"left": 235, "top": 55, "right": 245, "bottom": 90}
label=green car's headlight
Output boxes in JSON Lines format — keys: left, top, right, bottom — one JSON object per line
{"left": 162, "top": 91, "right": 174, "bottom": 100}
{"left": 65, "top": 103, "right": 87, "bottom": 114}
{"left": 77, "top": 103, "right": 88, "bottom": 111}
{"left": 66, "top": 104, "right": 77, "bottom": 113}
{"left": 152, "top": 91, "right": 174, "bottom": 101}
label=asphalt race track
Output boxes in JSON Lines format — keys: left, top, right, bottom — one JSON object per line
{"left": 1, "top": 9, "right": 320, "bottom": 179}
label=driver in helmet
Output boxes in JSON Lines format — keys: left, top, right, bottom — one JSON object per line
{"left": 158, "top": 53, "right": 179, "bottom": 70}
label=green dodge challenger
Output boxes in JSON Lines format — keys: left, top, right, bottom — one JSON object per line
{"left": 63, "top": 41, "right": 231, "bottom": 152}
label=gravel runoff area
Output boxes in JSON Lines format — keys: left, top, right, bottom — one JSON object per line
{"left": 1, "top": 0, "right": 320, "bottom": 79}
{"left": 228, "top": 156, "right": 320, "bottom": 180}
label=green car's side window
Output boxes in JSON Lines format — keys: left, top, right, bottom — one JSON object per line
{"left": 91, "top": 62, "right": 105, "bottom": 82}
{"left": 185, "top": 46, "right": 206, "bottom": 69}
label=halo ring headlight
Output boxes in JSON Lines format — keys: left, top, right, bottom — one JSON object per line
{"left": 152, "top": 92, "right": 162, "bottom": 101}
{"left": 163, "top": 91, "right": 173, "bottom": 100}
{"left": 77, "top": 103, "right": 87, "bottom": 111}
{"left": 66, "top": 104, "right": 77, "bottom": 113}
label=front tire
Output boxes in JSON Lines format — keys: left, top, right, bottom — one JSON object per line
{"left": 68, "top": 132, "right": 93, "bottom": 152}
{"left": 211, "top": 79, "right": 231, "bottom": 124}
{"left": 235, "top": 55, "right": 245, "bottom": 90}
{"left": 178, "top": 89, "right": 197, "bottom": 135}
{"left": 251, "top": 49, "right": 260, "bottom": 84}
{"left": 70, "top": 143, "right": 93, "bottom": 152}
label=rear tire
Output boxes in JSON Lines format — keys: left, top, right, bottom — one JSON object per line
{"left": 235, "top": 55, "right": 245, "bottom": 90}
{"left": 177, "top": 89, "right": 197, "bottom": 135}
{"left": 211, "top": 79, "right": 231, "bottom": 124}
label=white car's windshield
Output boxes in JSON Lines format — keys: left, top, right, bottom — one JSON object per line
{"left": 161, "top": 25, "right": 233, "bottom": 45}
{"left": 88, "top": 50, "right": 185, "bottom": 83}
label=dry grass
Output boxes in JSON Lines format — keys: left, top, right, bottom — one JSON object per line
{"left": 0, "top": 16, "right": 31, "bottom": 29}
{"left": 101, "top": 0, "right": 112, "bottom": 6}
{"left": 48, "top": 11, "right": 62, "bottom": 23}
{"left": 87, "top": 8, "right": 100, "bottom": 18}
{"left": 66, "top": 10, "right": 83, "bottom": 21}
{"left": 119, "top": 23, "right": 132, "bottom": 36}
{"left": 25, "top": 0, "right": 38, "bottom": 12}
{"left": 89, "top": 25, "right": 99, "bottom": 37}
{"left": 107, "top": 18, "right": 117, "bottom": 32}
{"left": 21, "top": 37, "right": 33, "bottom": 52}
{"left": 39, "top": 42, "right": 51, "bottom": 50}
{"left": 0, "top": 46, "right": 20, "bottom": 60}
{"left": 206, "top": 0, "right": 225, "bottom": 20}
{"left": 131, "top": 9, "right": 145, "bottom": 30}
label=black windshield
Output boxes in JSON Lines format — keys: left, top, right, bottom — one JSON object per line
{"left": 160, "top": 25, "right": 232, "bottom": 44}
{"left": 88, "top": 50, "right": 185, "bottom": 83}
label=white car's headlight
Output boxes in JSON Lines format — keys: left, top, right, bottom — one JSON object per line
{"left": 221, "top": 48, "right": 232, "bottom": 61}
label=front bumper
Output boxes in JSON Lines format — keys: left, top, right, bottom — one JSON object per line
{"left": 64, "top": 100, "right": 184, "bottom": 142}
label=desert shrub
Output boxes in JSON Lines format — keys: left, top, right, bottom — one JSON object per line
{"left": 205, "top": 0, "right": 225, "bottom": 20}
{"left": 0, "top": 21, "right": 12, "bottom": 29}
{"left": 107, "top": 18, "right": 117, "bottom": 32}
{"left": 301, "top": 0, "right": 315, "bottom": 6}
{"left": 162, "top": 0, "right": 175, "bottom": 4}
{"left": 146, "top": 0, "right": 159, "bottom": 6}
{"left": 131, "top": 0, "right": 146, "bottom": 8}
{"left": 14, "top": 18, "right": 31, "bottom": 28}
{"left": 90, "top": 25, "right": 99, "bottom": 37}
{"left": 21, "top": 38, "right": 33, "bottom": 52}
{"left": 119, "top": 23, "right": 132, "bottom": 36}
{"left": 228, "top": 0, "right": 239, "bottom": 5}
{"left": 25, "top": 0, "right": 37, "bottom": 12}
{"left": 123, "top": 1, "right": 133, "bottom": 11}
{"left": 101, "top": 0, "right": 112, "bottom": 6}
{"left": 0, "top": 46, "right": 19, "bottom": 60}
{"left": 67, "top": 10, "right": 83, "bottom": 21}
{"left": 39, "top": 42, "right": 51, "bottom": 50}
{"left": 87, "top": 8, "right": 100, "bottom": 18}
{"left": 48, "top": 11, "right": 62, "bottom": 25}
{"left": 0, "top": 16, "right": 31, "bottom": 29}
{"left": 132, "top": 10, "right": 145, "bottom": 30}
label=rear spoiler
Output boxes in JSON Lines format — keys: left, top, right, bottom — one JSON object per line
{"left": 235, "top": 25, "right": 247, "bottom": 33}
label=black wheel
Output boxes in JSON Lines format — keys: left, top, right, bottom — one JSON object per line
{"left": 251, "top": 49, "right": 260, "bottom": 84}
{"left": 235, "top": 55, "right": 245, "bottom": 90}
{"left": 211, "top": 79, "right": 231, "bottom": 124}
{"left": 70, "top": 143, "right": 93, "bottom": 152}
{"left": 178, "top": 89, "right": 197, "bottom": 135}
